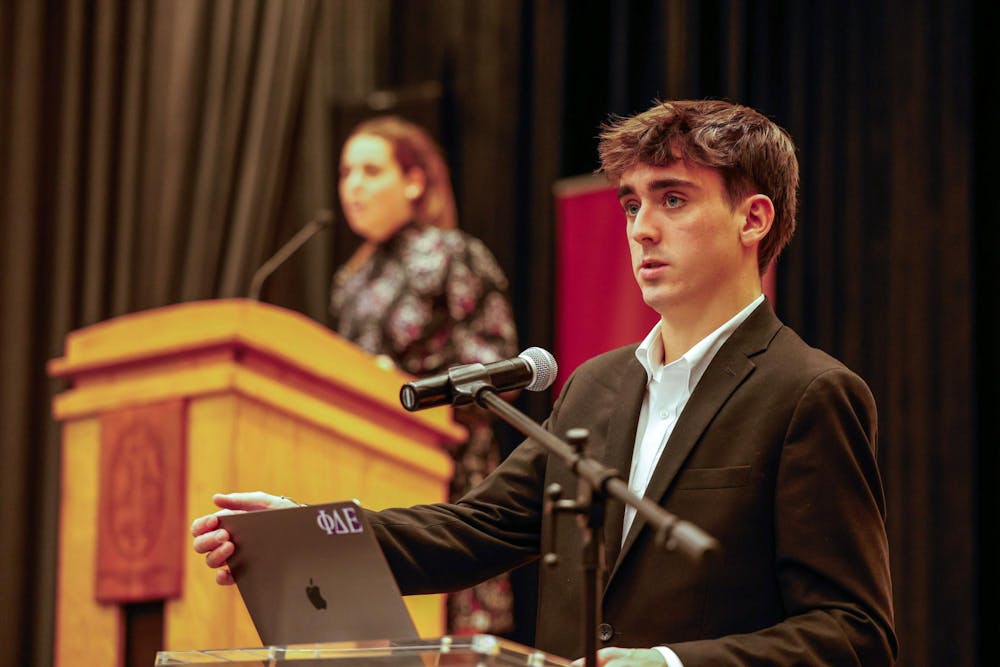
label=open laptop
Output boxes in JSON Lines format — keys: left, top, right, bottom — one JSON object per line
{"left": 219, "top": 500, "right": 419, "bottom": 646}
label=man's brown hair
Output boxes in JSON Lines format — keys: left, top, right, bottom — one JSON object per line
{"left": 598, "top": 99, "right": 799, "bottom": 274}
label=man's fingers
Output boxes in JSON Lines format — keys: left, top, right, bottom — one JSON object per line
{"left": 572, "top": 648, "right": 628, "bottom": 667}
{"left": 571, "top": 648, "right": 665, "bottom": 667}
{"left": 194, "top": 492, "right": 296, "bottom": 588}
{"left": 192, "top": 502, "right": 243, "bottom": 539}
{"left": 599, "top": 648, "right": 631, "bottom": 667}
{"left": 193, "top": 528, "right": 230, "bottom": 555}
{"left": 213, "top": 491, "right": 280, "bottom": 511}
{"left": 204, "top": 540, "right": 235, "bottom": 569}
{"left": 190, "top": 512, "right": 220, "bottom": 537}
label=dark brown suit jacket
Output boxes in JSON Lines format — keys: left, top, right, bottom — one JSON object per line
{"left": 369, "top": 302, "right": 897, "bottom": 666}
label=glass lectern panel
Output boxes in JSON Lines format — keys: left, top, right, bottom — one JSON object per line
{"left": 155, "top": 634, "right": 571, "bottom": 667}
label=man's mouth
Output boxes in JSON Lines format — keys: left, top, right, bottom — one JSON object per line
{"left": 638, "top": 258, "right": 668, "bottom": 280}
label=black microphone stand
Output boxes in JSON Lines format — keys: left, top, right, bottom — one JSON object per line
{"left": 450, "top": 381, "right": 719, "bottom": 667}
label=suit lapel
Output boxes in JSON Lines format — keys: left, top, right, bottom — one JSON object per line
{"left": 605, "top": 302, "right": 780, "bottom": 586}
{"left": 600, "top": 356, "right": 648, "bottom": 574}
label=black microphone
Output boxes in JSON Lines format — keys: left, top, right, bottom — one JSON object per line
{"left": 247, "top": 209, "right": 336, "bottom": 300}
{"left": 400, "top": 347, "right": 558, "bottom": 412}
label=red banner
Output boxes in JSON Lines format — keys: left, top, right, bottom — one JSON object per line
{"left": 553, "top": 176, "right": 658, "bottom": 393}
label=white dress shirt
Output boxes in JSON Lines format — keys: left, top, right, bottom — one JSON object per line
{"left": 625, "top": 295, "right": 764, "bottom": 667}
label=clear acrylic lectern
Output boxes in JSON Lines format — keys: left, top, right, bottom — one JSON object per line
{"left": 155, "top": 634, "right": 571, "bottom": 667}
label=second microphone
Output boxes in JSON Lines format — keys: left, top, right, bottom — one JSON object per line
{"left": 399, "top": 347, "right": 558, "bottom": 412}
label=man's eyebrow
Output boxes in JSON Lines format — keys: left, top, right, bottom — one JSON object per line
{"left": 617, "top": 178, "right": 696, "bottom": 199}
{"left": 648, "top": 177, "right": 694, "bottom": 191}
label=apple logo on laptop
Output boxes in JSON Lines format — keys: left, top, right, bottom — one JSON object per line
{"left": 305, "top": 578, "right": 327, "bottom": 610}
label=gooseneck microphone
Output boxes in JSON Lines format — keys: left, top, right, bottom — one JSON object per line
{"left": 247, "top": 209, "right": 336, "bottom": 300}
{"left": 400, "top": 347, "right": 558, "bottom": 412}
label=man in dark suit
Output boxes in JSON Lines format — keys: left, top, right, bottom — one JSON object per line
{"left": 193, "top": 99, "right": 897, "bottom": 666}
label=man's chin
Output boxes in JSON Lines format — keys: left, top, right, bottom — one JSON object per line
{"left": 640, "top": 290, "right": 672, "bottom": 315}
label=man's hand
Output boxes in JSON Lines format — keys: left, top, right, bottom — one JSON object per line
{"left": 190, "top": 491, "right": 300, "bottom": 585}
{"left": 570, "top": 648, "right": 667, "bottom": 667}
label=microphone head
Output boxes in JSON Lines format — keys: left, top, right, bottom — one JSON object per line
{"left": 518, "top": 347, "right": 558, "bottom": 392}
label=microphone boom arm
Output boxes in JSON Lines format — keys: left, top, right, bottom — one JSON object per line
{"left": 248, "top": 209, "right": 335, "bottom": 301}
{"left": 458, "top": 381, "right": 720, "bottom": 563}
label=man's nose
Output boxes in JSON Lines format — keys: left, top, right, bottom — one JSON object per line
{"left": 630, "top": 207, "right": 659, "bottom": 243}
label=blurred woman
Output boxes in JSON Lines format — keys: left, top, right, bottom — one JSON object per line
{"left": 330, "top": 115, "right": 519, "bottom": 636}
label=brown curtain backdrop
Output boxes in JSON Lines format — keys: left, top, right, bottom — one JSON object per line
{"left": 0, "top": 1, "right": 991, "bottom": 667}
{"left": 0, "top": 0, "right": 325, "bottom": 664}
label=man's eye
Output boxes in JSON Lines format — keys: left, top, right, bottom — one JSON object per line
{"left": 623, "top": 202, "right": 640, "bottom": 216}
{"left": 665, "top": 195, "right": 683, "bottom": 207}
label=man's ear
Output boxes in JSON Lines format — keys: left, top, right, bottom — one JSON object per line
{"left": 740, "top": 194, "right": 775, "bottom": 247}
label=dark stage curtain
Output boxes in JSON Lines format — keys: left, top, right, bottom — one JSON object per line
{"left": 0, "top": 1, "right": 992, "bottom": 666}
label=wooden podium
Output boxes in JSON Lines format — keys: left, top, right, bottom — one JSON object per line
{"left": 47, "top": 299, "right": 465, "bottom": 666}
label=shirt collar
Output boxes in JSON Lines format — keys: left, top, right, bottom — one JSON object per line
{"left": 634, "top": 294, "right": 766, "bottom": 386}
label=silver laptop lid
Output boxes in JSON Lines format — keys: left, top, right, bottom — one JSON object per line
{"left": 220, "top": 500, "right": 419, "bottom": 646}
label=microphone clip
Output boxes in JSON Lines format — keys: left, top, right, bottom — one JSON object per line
{"left": 447, "top": 369, "right": 496, "bottom": 407}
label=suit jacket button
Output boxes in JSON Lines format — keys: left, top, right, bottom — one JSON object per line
{"left": 598, "top": 623, "right": 614, "bottom": 642}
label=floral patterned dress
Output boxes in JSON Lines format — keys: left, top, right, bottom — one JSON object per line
{"left": 330, "top": 223, "right": 520, "bottom": 635}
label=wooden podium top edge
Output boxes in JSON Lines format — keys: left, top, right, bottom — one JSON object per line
{"left": 47, "top": 299, "right": 464, "bottom": 440}
{"left": 49, "top": 299, "right": 350, "bottom": 367}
